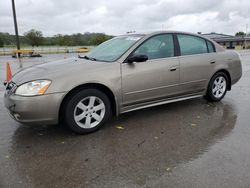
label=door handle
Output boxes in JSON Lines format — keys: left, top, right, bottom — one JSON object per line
{"left": 210, "top": 60, "right": 216, "bottom": 64}
{"left": 170, "top": 67, "right": 177, "bottom": 71}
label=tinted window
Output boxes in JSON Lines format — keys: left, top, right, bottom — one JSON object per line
{"left": 207, "top": 40, "right": 215, "bottom": 53}
{"left": 133, "top": 34, "right": 174, "bottom": 60}
{"left": 177, "top": 34, "right": 208, "bottom": 56}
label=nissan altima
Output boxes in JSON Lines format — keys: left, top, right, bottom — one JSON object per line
{"left": 4, "top": 31, "right": 242, "bottom": 134}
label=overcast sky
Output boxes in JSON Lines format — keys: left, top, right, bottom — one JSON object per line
{"left": 1, "top": 0, "right": 250, "bottom": 36}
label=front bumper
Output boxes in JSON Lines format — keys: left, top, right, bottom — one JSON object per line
{"left": 4, "top": 91, "right": 66, "bottom": 125}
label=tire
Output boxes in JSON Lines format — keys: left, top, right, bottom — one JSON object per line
{"left": 205, "top": 72, "right": 229, "bottom": 102}
{"left": 63, "top": 88, "right": 111, "bottom": 134}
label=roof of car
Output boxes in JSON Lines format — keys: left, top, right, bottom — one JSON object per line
{"left": 122, "top": 30, "right": 207, "bottom": 38}
{"left": 120, "top": 30, "right": 225, "bottom": 52}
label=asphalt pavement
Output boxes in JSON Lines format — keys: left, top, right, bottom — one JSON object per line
{"left": 0, "top": 51, "right": 250, "bottom": 188}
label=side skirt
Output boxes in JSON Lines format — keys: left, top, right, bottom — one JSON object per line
{"left": 120, "top": 94, "right": 203, "bottom": 114}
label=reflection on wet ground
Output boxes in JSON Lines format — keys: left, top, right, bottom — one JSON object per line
{"left": 0, "top": 52, "right": 250, "bottom": 187}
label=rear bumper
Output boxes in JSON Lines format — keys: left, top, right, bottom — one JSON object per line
{"left": 231, "top": 66, "right": 242, "bottom": 87}
{"left": 231, "top": 52, "right": 243, "bottom": 86}
{"left": 4, "top": 92, "right": 66, "bottom": 125}
{"left": 231, "top": 75, "right": 242, "bottom": 86}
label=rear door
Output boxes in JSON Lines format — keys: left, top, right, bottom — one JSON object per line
{"left": 176, "top": 34, "right": 217, "bottom": 95}
{"left": 121, "top": 34, "right": 180, "bottom": 106}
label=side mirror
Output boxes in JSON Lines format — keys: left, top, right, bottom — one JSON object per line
{"left": 127, "top": 54, "right": 148, "bottom": 63}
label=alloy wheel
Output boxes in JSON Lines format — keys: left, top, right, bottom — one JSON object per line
{"left": 212, "top": 76, "right": 227, "bottom": 98}
{"left": 73, "top": 96, "right": 105, "bottom": 128}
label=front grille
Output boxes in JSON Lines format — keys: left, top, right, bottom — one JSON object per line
{"left": 5, "top": 81, "right": 17, "bottom": 95}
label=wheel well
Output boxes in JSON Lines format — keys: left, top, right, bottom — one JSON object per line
{"left": 59, "top": 83, "right": 117, "bottom": 123}
{"left": 215, "top": 69, "right": 232, "bottom": 90}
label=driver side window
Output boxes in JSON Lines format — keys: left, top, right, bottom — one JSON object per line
{"left": 133, "top": 34, "right": 174, "bottom": 60}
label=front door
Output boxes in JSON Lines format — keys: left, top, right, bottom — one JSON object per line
{"left": 121, "top": 34, "right": 180, "bottom": 107}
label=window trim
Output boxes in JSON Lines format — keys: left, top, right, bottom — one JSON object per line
{"left": 175, "top": 33, "right": 216, "bottom": 56}
{"left": 206, "top": 40, "right": 216, "bottom": 53}
{"left": 124, "top": 33, "right": 177, "bottom": 63}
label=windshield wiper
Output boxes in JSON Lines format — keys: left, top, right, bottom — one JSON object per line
{"left": 78, "top": 55, "right": 97, "bottom": 61}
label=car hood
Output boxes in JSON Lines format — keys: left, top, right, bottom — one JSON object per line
{"left": 12, "top": 58, "right": 113, "bottom": 85}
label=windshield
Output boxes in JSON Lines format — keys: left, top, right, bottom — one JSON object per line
{"left": 86, "top": 35, "right": 144, "bottom": 62}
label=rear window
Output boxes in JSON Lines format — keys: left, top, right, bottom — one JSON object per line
{"left": 177, "top": 34, "right": 208, "bottom": 56}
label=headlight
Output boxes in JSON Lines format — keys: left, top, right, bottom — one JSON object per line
{"left": 15, "top": 80, "right": 51, "bottom": 96}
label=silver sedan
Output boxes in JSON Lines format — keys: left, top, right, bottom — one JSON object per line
{"left": 4, "top": 31, "right": 242, "bottom": 134}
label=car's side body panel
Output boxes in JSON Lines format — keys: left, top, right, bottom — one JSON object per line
{"left": 11, "top": 60, "right": 123, "bottom": 118}
{"left": 118, "top": 32, "right": 242, "bottom": 114}
{"left": 121, "top": 56, "right": 180, "bottom": 107}
{"left": 178, "top": 53, "right": 216, "bottom": 95}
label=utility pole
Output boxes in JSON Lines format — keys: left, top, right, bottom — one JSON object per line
{"left": 11, "top": 0, "right": 20, "bottom": 54}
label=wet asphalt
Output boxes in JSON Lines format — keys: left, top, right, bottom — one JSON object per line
{"left": 0, "top": 52, "right": 250, "bottom": 188}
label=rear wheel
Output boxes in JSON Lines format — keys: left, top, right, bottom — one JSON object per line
{"left": 205, "top": 72, "right": 228, "bottom": 102}
{"left": 63, "top": 88, "right": 111, "bottom": 134}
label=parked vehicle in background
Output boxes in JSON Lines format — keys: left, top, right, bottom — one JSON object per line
{"left": 76, "top": 47, "right": 90, "bottom": 53}
{"left": 4, "top": 31, "right": 242, "bottom": 134}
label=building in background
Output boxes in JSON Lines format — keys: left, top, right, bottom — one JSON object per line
{"left": 200, "top": 32, "right": 250, "bottom": 50}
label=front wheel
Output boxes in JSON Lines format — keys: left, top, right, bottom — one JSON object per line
{"left": 63, "top": 88, "right": 111, "bottom": 134}
{"left": 205, "top": 72, "right": 228, "bottom": 102}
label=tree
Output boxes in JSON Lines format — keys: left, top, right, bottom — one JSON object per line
{"left": 24, "top": 29, "right": 44, "bottom": 47}
{"left": 235, "top": 31, "right": 245, "bottom": 36}
{"left": 0, "top": 31, "right": 113, "bottom": 46}
{"left": 90, "top": 33, "right": 112, "bottom": 45}
{"left": 0, "top": 37, "right": 4, "bottom": 47}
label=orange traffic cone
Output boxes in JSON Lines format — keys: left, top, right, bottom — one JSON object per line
{"left": 6, "top": 62, "right": 12, "bottom": 82}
